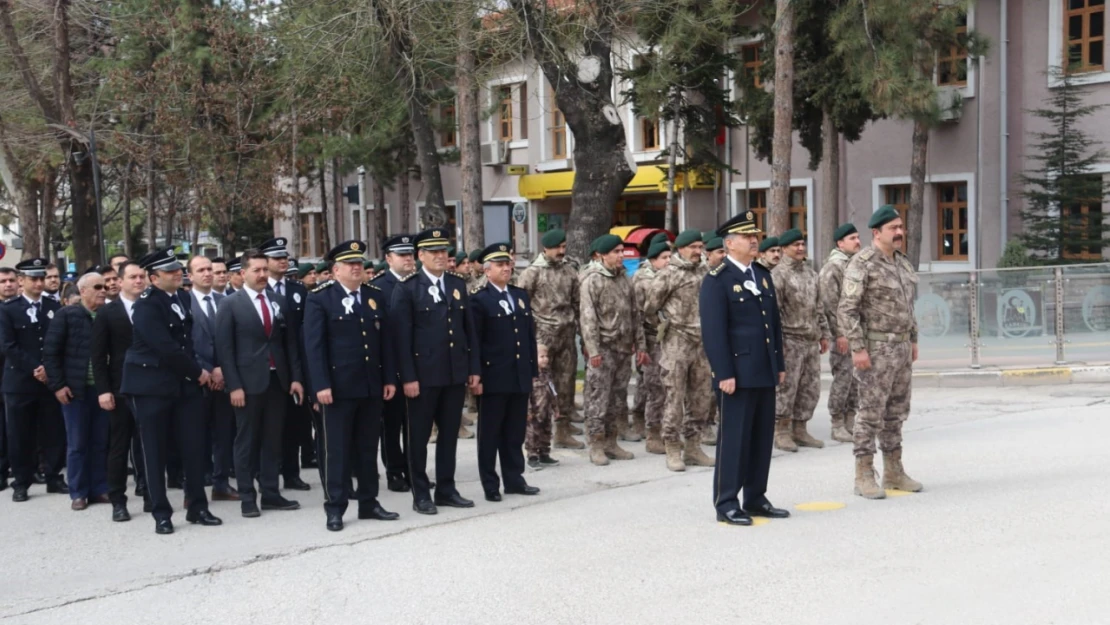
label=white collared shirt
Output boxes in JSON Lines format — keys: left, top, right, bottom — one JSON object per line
{"left": 390, "top": 269, "right": 406, "bottom": 281}
{"left": 242, "top": 284, "right": 271, "bottom": 326}
{"left": 267, "top": 277, "right": 286, "bottom": 298}
{"left": 726, "top": 256, "right": 752, "bottom": 274}
{"left": 191, "top": 288, "right": 216, "bottom": 318}
{"left": 22, "top": 293, "right": 42, "bottom": 307}
{"left": 120, "top": 295, "right": 137, "bottom": 322}
{"left": 490, "top": 281, "right": 514, "bottom": 312}
{"left": 422, "top": 267, "right": 447, "bottom": 298}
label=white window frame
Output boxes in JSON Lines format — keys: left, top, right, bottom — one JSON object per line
{"left": 538, "top": 84, "right": 574, "bottom": 172}
{"left": 871, "top": 173, "right": 977, "bottom": 272}
{"left": 729, "top": 178, "right": 816, "bottom": 258}
{"left": 485, "top": 75, "right": 529, "bottom": 150}
{"left": 414, "top": 200, "right": 462, "bottom": 238}
{"left": 621, "top": 47, "right": 667, "bottom": 161}
{"left": 1048, "top": 0, "right": 1110, "bottom": 87}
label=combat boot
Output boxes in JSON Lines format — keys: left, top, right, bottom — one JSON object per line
{"left": 854, "top": 455, "right": 886, "bottom": 499}
{"left": 792, "top": 421, "right": 825, "bottom": 448}
{"left": 603, "top": 432, "right": 635, "bottom": 460}
{"left": 458, "top": 423, "right": 474, "bottom": 439}
{"left": 664, "top": 441, "right": 686, "bottom": 472}
{"left": 683, "top": 437, "right": 715, "bottom": 467}
{"left": 845, "top": 411, "right": 856, "bottom": 432}
{"left": 881, "top": 449, "right": 923, "bottom": 492}
{"left": 588, "top": 437, "right": 609, "bottom": 466}
{"left": 700, "top": 423, "right": 718, "bottom": 446}
{"left": 645, "top": 425, "right": 666, "bottom": 455}
{"left": 631, "top": 413, "right": 646, "bottom": 440}
{"left": 618, "top": 418, "right": 642, "bottom": 443}
{"left": 773, "top": 419, "right": 797, "bottom": 452}
{"left": 462, "top": 412, "right": 476, "bottom": 426}
{"left": 569, "top": 421, "right": 584, "bottom": 435}
{"left": 830, "top": 414, "right": 853, "bottom": 443}
{"left": 554, "top": 421, "right": 585, "bottom": 449}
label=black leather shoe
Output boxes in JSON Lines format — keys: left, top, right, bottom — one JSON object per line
{"left": 12, "top": 487, "right": 29, "bottom": 502}
{"left": 716, "top": 509, "right": 753, "bottom": 526}
{"left": 46, "top": 478, "right": 68, "bottom": 494}
{"left": 359, "top": 502, "right": 400, "bottom": 521}
{"left": 155, "top": 519, "right": 174, "bottom": 535}
{"left": 434, "top": 492, "right": 475, "bottom": 508}
{"left": 143, "top": 500, "right": 153, "bottom": 513}
{"left": 32, "top": 471, "right": 46, "bottom": 485}
{"left": 326, "top": 513, "right": 344, "bottom": 531}
{"left": 186, "top": 509, "right": 223, "bottom": 526}
{"left": 484, "top": 491, "right": 502, "bottom": 502}
{"left": 505, "top": 485, "right": 540, "bottom": 496}
{"left": 112, "top": 503, "right": 131, "bottom": 522}
{"left": 744, "top": 502, "right": 790, "bottom": 519}
{"left": 538, "top": 455, "right": 560, "bottom": 466}
{"left": 413, "top": 500, "right": 438, "bottom": 515}
{"left": 283, "top": 476, "right": 311, "bottom": 491}
{"left": 387, "top": 476, "right": 411, "bottom": 493}
{"left": 0, "top": 477, "right": 8, "bottom": 491}
{"left": 261, "top": 496, "right": 301, "bottom": 511}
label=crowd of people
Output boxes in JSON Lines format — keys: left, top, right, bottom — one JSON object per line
{"left": 0, "top": 204, "right": 921, "bottom": 532}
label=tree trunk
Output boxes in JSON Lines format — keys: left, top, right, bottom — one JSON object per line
{"left": 121, "top": 159, "right": 134, "bottom": 257}
{"left": 907, "top": 118, "right": 928, "bottom": 268}
{"left": 664, "top": 99, "right": 680, "bottom": 234}
{"left": 318, "top": 166, "right": 330, "bottom": 254}
{"left": 332, "top": 156, "right": 342, "bottom": 243}
{"left": 40, "top": 167, "right": 56, "bottom": 260}
{"left": 769, "top": 0, "right": 796, "bottom": 236}
{"left": 19, "top": 177, "right": 42, "bottom": 260}
{"left": 289, "top": 108, "right": 302, "bottom": 257}
{"left": 399, "top": 171, "right": 411, "bottom": 232}
{"left": 146, "top": 156, "right": 157, "bottom": 248}
{"left": 163, "top": 208, "right": 175, "bottom": 248}
{"left": 373, "top": 181, "right": 387, "bottom": 250}
{"left": 818, "top": 111, "right": 838, "bottom": 264}
{"left": 409, "top": 99, "right": 448, "bottom": 228}
{"left": 458, "top": 30, "right": 484, "bottom": 254}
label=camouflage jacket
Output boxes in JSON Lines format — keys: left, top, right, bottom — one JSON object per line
{"left": 632, "top": 262, "right": 660, "bottom": 346}
{"left": 579, "top": 261, "right": 645, "bottom": 356}
{"left": 644, "top": 252, "right": 704, "bottom": 344}
{"left": 837, "top": 246, "right": 919, "bottom": 352}
{"left": 516, "top": 252, "right": 579, "bottom": 331}
{"left": 771, "top": 255, "right": 831, "bottom": 342}
{"left": 529, "top": 368, "right": 558, "bottom": 422}
{"left": 818, "top": 248, "right": 852, "bottom": 339}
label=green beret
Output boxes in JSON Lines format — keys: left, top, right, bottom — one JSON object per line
{"left": 834, "top": 223, "right": 858, "bottom": 242}
{"left": 315, "top": 261, "right": 330, "bottom": 273}
{"left": 705, "top": 237, "right": 723, "bottom": 251}
{"left": 591, "top": 234, "right": 622, "bottom": 255}
{"left": 297, "top": 264, "right": 315, "bottom": 278}
{"left": 455, "top": 251, "right": 468, "bottom": 264}
{"left": 759, "top": 236, "right": 780, "bottom": 253}
{"left": 702, "top": 231, "right": 715, "bottom": 243}
{"left": 778, "top": 228, "right": 804, "bottom": 247}
{"left": 415, "top": 260, "right": 423, "bottom": 271}
{"left": 674, "top": 229, "right": 702, "bottom": 249}
{"left": 541, "top": 229, "right": 566, "bottom": 248}
{"left": 869, "top": 205, "right": 901, "bottom": 229}
{"left": 646, "top": 241, "right": 670, "bottom": 259}
{"left": 363, "top": 260, "right": 374, "bottom": 269}
{"left": 468, "top": 249, "right": 483, "bottom": 263}
{"left": 650, "top": 232, "right": 669, "bottom": 246}
{"left": 374, "top": 261, "right": 389, "bottom": 273}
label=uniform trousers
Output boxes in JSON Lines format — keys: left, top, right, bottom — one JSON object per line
{"left": 476, "top": 393, "right": 528, "bottom": 494}
{"left": 232, "top": 373, "right": 287, "bottom": 502}
{"left": 131, "top": 389, "right": 209, "bottom": 522}
{"left": 713, "top": 386, "right": 775, "bottom": 515}
{"left": 405, "top": 384, "right": 465, "bottom": 503}
{"left": 107, "top": 398, "right": 147, "bottom": 506}
{"left": 0, "top": 398, "right": 8, "bottom": 480}
{"left": 282, "top": 396, "right": 312, "bottom": 480}
{"left": 5, "top": 393, "right": 65, "bottom": 489}
{"left": 380, "top": 395, "right": 407, "bottom": 481}
{"left": 203, "top": 389, "right": 235, "bottom": 490}
{"left": 320, "top": 396, "right": 382, "bottom": 517}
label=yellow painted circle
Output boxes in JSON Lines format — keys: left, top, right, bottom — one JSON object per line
{"left": 884, "top": 489, "right": 913, "bottom": 498}
{"left": 751, "top": 517, "right": 771, "bottom": 526}
{"left": 795, "top": 501, "right": 846, "bottom": 512}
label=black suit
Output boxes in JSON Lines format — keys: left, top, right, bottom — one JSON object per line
{"left": 371, "top": 270, "right": 407, "bottom": 483}
{"left": 216, "top": 287, "right": 302, "bottom": 503}
{"left": 90, "top": 298, "right": 147, "bottom": 506}
{"left": 269, "top": 277, "right": 313, "bottom": 480}
{"left": 189, "top": 290, "right": 234, "bottom": 492}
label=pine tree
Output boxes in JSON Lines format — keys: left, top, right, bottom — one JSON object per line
{"left": 1019, "top": 67, "right": 1108, "bottom": 263}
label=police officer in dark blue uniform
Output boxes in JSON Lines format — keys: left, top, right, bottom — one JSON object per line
{"left": 304, "top": 240, "right": 400, "bottom": 531}
{"left": 470, "top": 243, "right": 540, "bottom": 502}
{"left": 371, "top": 234, "right": 415, "bottom": 492}
{"left": 389, "top": 228, "right": 480, "bottom": 515}
{"left": 122, "top": 248, "right": 222, "bottom": 534}
{"left": 699, "top": 212, "right": 791, "bottom": 526}
{"left": 0, "top": 258, "right": 66, "bottom": 501}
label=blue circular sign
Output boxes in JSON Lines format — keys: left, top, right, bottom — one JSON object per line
{"left": 0, "top": 241, "right": 6, "bottom": 260}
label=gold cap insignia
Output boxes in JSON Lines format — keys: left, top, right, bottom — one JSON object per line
{"left": 350, "top": 242, "right": 359, "bottom": 250}
{"left": 746, "top": 211, "right": 753, "bottom": 221}
{"left": 433, "top": 230, "right": 441, "bottom": 237}
{"left": 499, "top": 245, "right": 507, "bottom": 252}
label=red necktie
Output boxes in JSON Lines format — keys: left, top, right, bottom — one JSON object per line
{"left": 258, "top": 293, "right": 275, "bottom": 368}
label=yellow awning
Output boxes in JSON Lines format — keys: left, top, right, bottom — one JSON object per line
{"left": 518, "top": 166, "right": 717, "bottom": 200}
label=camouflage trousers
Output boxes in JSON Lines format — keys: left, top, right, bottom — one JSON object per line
{"left": 525, "top": 408, "right": 553, "bottom": 457}
{"left": 536, "top": 323, "right": 577, "bottom": 422}
{"left": 660, "top": 334, "right": 711, "bottom": 442}
{"left": 827, "top": 349, "right": 858, "bottom": 419}
{"left": 852, "top": 340, "right": 913, "bottom": 457}
{"left": 632, "top": 339, "right": 665, "bottom": 429}
{"left": 584, "top": 348, "right": 633, "bottom": 440}
{"left": 775, "top": 335, "right": 821, "bottom": 422}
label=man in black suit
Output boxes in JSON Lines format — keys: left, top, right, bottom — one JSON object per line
{"left": 470, "top": 243, "right": 540, "bottom": 502}
{"left": 91, "top": 260, "right": 150, "bottom": 521}
{"left": 216, "top": 250, "right": 305, "bottom": 518}
{"left": 262, "top": 237, "right": 312, "bottom": 492}
{"left": 122, "top": 248, "right": 222, "bottom": 534}
{"left": 390, "top": 228, "right": 480, "bottom": 515}
{"left": 699, "top": 212, "right": 790, "bottom": 526}
{"left": 0, "top": 258, "right": 66, "bottom": 502}
{"left": 370, "top": 234, "right": 415, "bottom": 493}
{"left": 0, "top": 266, "right": 18, "bottom": 491}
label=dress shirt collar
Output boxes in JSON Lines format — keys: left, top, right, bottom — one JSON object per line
{"left": 422, "top": 266, "right": 445, "bottom": 286}
{"left": 22, "top": 293, "right": 42, "bottom": 306}
{"left": 242, "top": 283, "right": 267, "bottom": 301}
{"left": 726, "top": 256, "right": 752, "bottom": 274}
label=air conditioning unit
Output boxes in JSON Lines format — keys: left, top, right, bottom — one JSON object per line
{"left": 937, "top": 89, "right": 963, "bottom": 123}
{"left": 480, "top": 141, "right": 509, "bottom": 166}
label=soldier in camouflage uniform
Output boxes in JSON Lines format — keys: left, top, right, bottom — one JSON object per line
{"left": 756, "top": 236, "right": 781, "bottom": 271}
{"left": 579, "top": 235, "right": 649, "bottom": 466}
{"left": 631, "top": 239, "right": 671, "bottom": 455}
{"left": 644, "top": 230, "right": 716, "bottom": 472}
{"left": 525, "top": 344, "right": 559, "bottom": 468}
{"left": 819, "top": 223, "right": 862, "bottom": 443}
{"left": 516, "top": 229, "right": 585, "bottom": 450}
{"left": 624, "top": 233, "right": 668, "bottom": 444}
{"left": 698, "top": 234, "right": 725, "bottom": 446}
{"left": 771, "top": 228, "right": 830, "bottom": 452}
{"left": 837, "top": 206, "right": 922, "bottom": 500}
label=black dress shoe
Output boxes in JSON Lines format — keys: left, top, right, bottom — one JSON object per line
{"left": 484, "top": 491, "right": 502, "bottom": 502}
{"left": 46, "top": 478, "right": 68, "bottom": 494}
{"left": 413, "top": 500, "right": 438, "bottom": 515}
{"left": 505, "top": 485, "right": 540, "bottom": 496}
{"left": 434, "top": 492, "right": 475, "bottom": 508}
{"left": 112, "top": 503, "right": 131, "bottom": 522}
{"left": 261, "top": 496, "right": 301, "bottom": 511}
{"left": 716, "top": 509, "right": 753, "bottom": 526}
{"left": 12, "top": 487, "right": 29, "bottom": 502}
{"left": 387, "top": 476, "right": 411, "bottom": 493}
{"left": 241, "top": 500, "right": 261, "bottom": 518}
{"left": 283, "top": 476, "right": 311, "bottom": 491}
{"left": 358, "top": 502, "right": 399, "bottom": 521}
{"left": 186, "top": 509, "right": 223, "bottom": 526}
{"left": 155, "top": 519, "right": 174, "bottom": 535}
{"left": 32, "top": 471, "right": 46, "bottom": 485}
{"left": 0, "top": 477, "right": 8, "bottom": 491}
{"left": 326, "top": 513, "right": 344, "bottom": 531}
{"left": 744, "top": 502, "right": 791, "bottom": 519}
{"left": 538, "top": 455, "right": 560, "bottom": 466}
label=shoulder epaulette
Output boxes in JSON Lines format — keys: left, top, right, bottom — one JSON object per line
{"left": 447, "top": 270, "right": 466, "bottom": 280}
{"left": 709, "top": 264, "right": 725, "bottom": 276}
{"left": 399, "top": 273, "right": 416, "bottom": 282}
{"left": 366, "top": 284, "right": 381, "bottom": 291}
{"left": 470, "top": 286, "right": 482, "bottom": 295}
{"left": 311, "top": 280, "right": 335, "bottom": 293}
{"left": 371, "top": 272, "right": 386, "bottom": 281}
{"left": 140, "top": 286, "right": 153, "bottom": 298}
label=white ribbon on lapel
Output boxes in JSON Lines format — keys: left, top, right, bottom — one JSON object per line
{"left": 428, "top": 285, "right": 442, "bottom": 304}
{"left": 341, "top": 296, "right": 354, "bottom": 315}
{"left": 498, "top": 300, "right": 512, "bottom": 315}
{"left": 26, "top": 306, "right": 37, "bottom": 324}
{"left": 171, "top": 303, "right": 186, "bottom": 320}
{"left": 743, "top": 280, "right": 761, "bottom": 296}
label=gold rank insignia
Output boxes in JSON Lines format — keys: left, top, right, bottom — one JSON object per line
{"left": 350, "top": 242, "right": 359, "bottom": 250}
{"left": 518, "top": 298, "right": 526, "bottom": 309}
{"left": 453, "top": 288, "right": 461, "bottom": 300}
{"left": 762, "top": 277, "right": 768, "bottom": 289}
{"left": 733, "top": 285, "right": 741, "bottom": 293}
{"left": 369, "top": 299, "right": 377, "bottom": 310}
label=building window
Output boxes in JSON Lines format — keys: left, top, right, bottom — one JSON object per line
{"left": 496, "top": 83, "right": 528, "bottom": 142}
{"left": 789, "top": 187, "right": 807, "bottom": 236}
{"left": 938, "top": 13, "right": 969, "bottom": 86}
{"left": 299, "top": 214, "right": 313, "bottom": 257}
{"left": 936, "top": 182, "right": 969, "bottom": 261}
{"left": 1066, "top": 0, "right": 1106, "bottom": 73}
{"left": 884, "top": 184, "right": 911, "bottom": 252}
{"left": 639, "top": 117, "right": 660, "bottom": 151}
{"left": 741, "top": 43, "right": 763, "bottom": 88}
{"left": 441, "top": 104, "right": 456, "bottom": 148}
{"left": 550, "top": 106, "right": 567, "bottom": 159}
{"left": 498, "top": 86, "right": 513, "bottom": 141}
{"left": 747, "top": 189, "right": 768, "bottom": 241}
{"left": 316, "top": 213, "right": 328, "bottom": 255}
{"left": 1062, "top": 181, "right": 1104, "bottom": 259}
{"left": 613, "top": 197, "right": 676, "bottom": 229}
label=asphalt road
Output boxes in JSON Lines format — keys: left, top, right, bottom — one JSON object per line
{"left": 2, "top": 384, "right": 1108, "bottom": 625}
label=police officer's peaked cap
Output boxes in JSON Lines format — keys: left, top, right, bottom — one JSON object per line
{"left": 414, "top": 228, "right": 451, "bottom": 252}
{"left": 778, "top": 228, "right": 804, "bottom": 247}
{"left": 716, "top": 211, "right": 762, "bottom": 238}
{"left": 327, "top": 240, "right": 368, "bottom": 264}
{"left": 62, "top": 271, "right": 78, "bottom": 282}
{"left": 646, "top": 241, "right": 670, "bottom": 259}
{"left": 758, "top": 236, "right": 780, "bottom": 253}
{"left": 869, "top": 205, "right": 901, "bottom": 230}
{"left": 139, "top": 248, "right": 183, "bottom": 273}
{"left": 260, "top": 237, "right": 290, "bottom": 259}
{"left": 227, "top": 257, "right": 242, "bottom": 272}
{"left": 15, "top": 258, "right": 49, "bottom": 277}
{"left": 541, "top": 229, "right": 566, "bottom": 249}
{"left": 383, "top": 234, "right": 415, "bottom": 255}
{"left": 834, "top": 223, "right": 858, "bottom": 242}
{"left": 705, "top": 237, "right": 724, "bottom": 252}
{"left": 285, "top": 258, "right": 299, "bottom": 275}
{"left": 674, "top": 229, "right": 703, "bottom": 249}
{"left": 480, "top": 242, "right": 513, "bottom": 263}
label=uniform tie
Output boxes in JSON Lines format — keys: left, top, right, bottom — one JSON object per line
{"left": 275, "top": 281, "right": 284, "bottom": 298}
{"left": 349, "top": 290, "right": 360, "bottom": 307}
{"left": 437, "top": 278, "right": 445, "bottom": 301}
{"left": 502, "top": 289, "right": 515, "bottom": 313}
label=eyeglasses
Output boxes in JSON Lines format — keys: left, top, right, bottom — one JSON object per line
{"left": 88, "top": 284, "right": 105, "bottom": 291}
